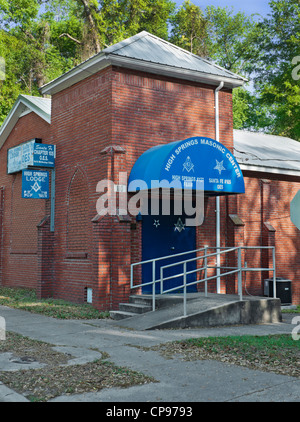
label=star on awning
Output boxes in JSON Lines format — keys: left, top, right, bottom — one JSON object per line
{"left": 214, "top": 159, "right": 226, "bottom": 175}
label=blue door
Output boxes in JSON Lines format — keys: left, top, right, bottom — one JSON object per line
{"left": 142, "top": 202, "right": 197, "bottom": 294}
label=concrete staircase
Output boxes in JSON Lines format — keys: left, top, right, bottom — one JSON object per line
{"left": 110, "top": 293, "right": 282, "bottom": 331}
{"left": 110, "top": 295, "right": 153, "bottom": 320}
{"left": 110, "top": 294, "right": 188, "bottom": 320}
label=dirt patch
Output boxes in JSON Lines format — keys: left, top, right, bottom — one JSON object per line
{"left": 0, "top": 332, "right": 70, "bottom": 366}
{"left": 0, "top": 332, "right": 156, "bottom": 402}
{"left": 150, "top": 337, "right": 300, "bottom": 378}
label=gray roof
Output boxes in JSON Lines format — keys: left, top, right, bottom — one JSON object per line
{"left": 104, "top": 31, "right": 245, "bottom": 81}
{"left": 234, "top": 129, "right": 300, "bottom": 176}
{"left": 0, "top": 95, "right": 51, "bottom": 149}
{"left": 41, "top": 31, "right": 246, "bottom": 95}
{"left": 21, "top": 95, "right": 51, "bottom": 117}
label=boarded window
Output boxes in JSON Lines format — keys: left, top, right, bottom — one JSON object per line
{"left": 67, "top": 169, "right": 89, "bottom": 253}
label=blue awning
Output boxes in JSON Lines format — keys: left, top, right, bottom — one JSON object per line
{"left": 128, "top": 136, "right": 245, "bottom": 195}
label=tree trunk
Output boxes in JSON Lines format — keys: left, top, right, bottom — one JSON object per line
{"left": 79, "top": 0, "right": 101, "bottom": 53}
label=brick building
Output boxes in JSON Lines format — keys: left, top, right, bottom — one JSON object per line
{"left": 0, "top": 31, "right": 299, "bottom": 309}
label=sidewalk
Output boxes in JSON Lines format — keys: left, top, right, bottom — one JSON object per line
{"left": 0, "top": 304, "right": 299, "bottom": 402}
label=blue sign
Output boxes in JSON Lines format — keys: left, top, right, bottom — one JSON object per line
{"left": 33, "top": 143, "right": 55, "bottom": 168}
{"left": 22, "top": 170, "right": 49, "bottom": 199}
{"left": 7, "top": 140, "right": 55, "bottom": 174}
{"left": 128, "top": 136, "right": 245, "bottom": 195}
{"left": 7, "top": 139, "right": 35, "bottom": 174}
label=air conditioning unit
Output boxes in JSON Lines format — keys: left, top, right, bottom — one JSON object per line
{"left": 264, "top": 278, "right": 292, "bottom": 305}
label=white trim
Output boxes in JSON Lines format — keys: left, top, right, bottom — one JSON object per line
{"left": 0, "top": 95, "right": 51, "bottom": 150}
{"left": 40, "top": 55, "right": 110, "bottom": 95}
{"left": 109, "top": 55, "right": 245, "bottom": 88}
{"left": 19, "top": 109, "right": 33, "bottom": 118}
{"left": 41, "top": 53, "right": 244, "bottom": 95}
{"left": 238, "top": 163, "right": 300, "bottom": 177}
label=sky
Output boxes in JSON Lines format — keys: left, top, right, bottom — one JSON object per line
{"left": 174, "top": 0, "right": 272, "bottom": 18}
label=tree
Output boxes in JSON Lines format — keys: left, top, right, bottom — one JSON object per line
{"left": 0, "top": 0, "right": 176, "bottom": 125}
{"left": 169, "top": 0, "right": 208, "bottom": 56}
{"left": 200, "top": 6, "right": 267, "bottom": 132}
{"left": 1, "top": 0, "right": 298, "bottom": 140}
{"left": 232, "top": 87, "right": 275, "bottom": 132}
{"left": 0, "top": 0, "right": 80, "bottom": 124}
{"left": 253, "top": 0, "right": 300, "bottom": 140}
{"left": 204, "top": 6, "right": 262, "bottom": 77}
{"left": 118, "top": 0, "right": 175, "bottom": 41}
{"left": 0, "top": 31, "right": 27, "bottom": 124}
{"left": 58, "top": 0, "right": 175, "bottom": 58}
{"left": 0, "top": 0, "right": 68, "bottom": 90}
{"left": 0, "top": 0, "right": 42, "bottom": 29}
{"left": 0, "top": 1, "right": 46, "bottom": 122}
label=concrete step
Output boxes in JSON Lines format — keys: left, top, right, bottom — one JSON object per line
{"left": 129, "top": 294, "right": 195, "bottom": 309}
{"left": 110, "top": 294, "right": 191, "bottom": 321}
{"left": 110, "top": 297, "right": 153, "bottom": 320}
{"left": 119, "top": 303, "right": 152, "bottom": 314}
{"left": 111, "top": 293, "right": 226, "bottom": 321}
{"left": 129, "top": 295, "right": 153, "bottom": 307}
{"left": 109, "top": 310, "right": 137, "bottom": 320}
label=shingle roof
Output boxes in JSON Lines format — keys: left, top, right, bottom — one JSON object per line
{"left": 41, "top": 31, "right": 246, "bottom": 95}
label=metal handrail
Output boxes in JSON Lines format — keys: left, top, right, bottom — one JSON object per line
{"left": 130, "top": 245, "right": 276, "bottom": 315}
{"left": 130, "top": 246, "right": 208, "bottom": 311}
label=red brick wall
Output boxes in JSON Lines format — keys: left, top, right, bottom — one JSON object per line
{"left": 37, "top": 215, "right": 54, "bottom": 298}
{"left": 111, "top": 68, "right": 234, "bottom": 169}
{"left": 110, "top": 68, "right": 234, "bottom": 304}
{"left": 238, "top": 173, "right": 300, "bottom": 304}
{"left": 67, "top": 168, "right": 90, "bottom": 254}
{"left": 0, "top": 112, "right": 50, "bottom": 289}
{"left": 48, "top": 67, "right": 113, "bottom": 304}
{"left": 2, "top": 64, "right": 300, "bottom": 308}
{"left": 46, "top": 65, "right": 234, "bottom": 309}
{"left": 0, "top": 187, "right": 4, "bottom": 284}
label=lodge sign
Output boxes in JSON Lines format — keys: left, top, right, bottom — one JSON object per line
{"left": 22, "top": 170, "right": 49, "bottom": 199}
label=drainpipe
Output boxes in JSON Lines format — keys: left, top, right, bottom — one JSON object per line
{"left": 215, "top": 81, "right": 224, "bottom": 294}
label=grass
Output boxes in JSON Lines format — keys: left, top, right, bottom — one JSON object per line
{"left": 1, "top": 286, "right": 299, "bottom": 319}
{"left": 153, "top": 334, "right": 300, "bottom": 378}
{"left": 0, "top": 287, "right": 110, "bottom": 319}
{"left": 282, "top": 305, "right": 300, "bottom": 313}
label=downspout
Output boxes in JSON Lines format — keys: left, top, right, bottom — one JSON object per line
{"left": 214, "top": 81, "right": 224, "bottom": 294}
{"left": 109, "top": 146, "right": 115, "bottom": 310}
